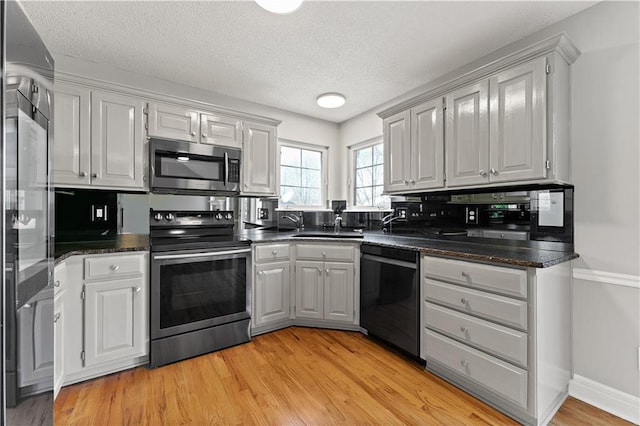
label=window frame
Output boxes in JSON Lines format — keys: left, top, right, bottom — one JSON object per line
{"left": 277, "top": 139, "right": 329, "bottom": 210}
{"left": 347, "top": 136, "right": 390, "bottom": 211}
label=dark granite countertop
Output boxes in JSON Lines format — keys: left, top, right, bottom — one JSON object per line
{"left": 55, "top": 234, "right": 149, "bottom": 264}
{"left": 240, "top": 229, "right": 577, "bottom": 268}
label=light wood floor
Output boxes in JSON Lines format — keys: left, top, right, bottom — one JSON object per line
{"left": 54, "top": 327, "right": 631, "bottom": 425}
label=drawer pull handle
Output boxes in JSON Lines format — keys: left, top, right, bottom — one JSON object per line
{"left": 461, "top": 271, "right": 469, "bottom": 278}
{"left": 272, "top": 250, "right": 278, "bottom": 255}
{"left": 111, "top": 265, "right": 120, "bottom": 271}
{"left": 326, "top": 269, "right": 329, "bottom": 274}
{"left": 461, "top": 359, "right": 469, "bottom": 368}
{"left": 322, "top": 251, "right": 326, "bottom": 257}
{"left": 460, "top": 326, "right": 467, "bottom": 333}
{"left": 317, "top": 268, "right": 322, "bottom": 274}
{"left": 134, "top": 287, "right": 142, "bottom": 293}
{"left": 54, "top": 280, "right": 60, "bottom": 287}
{"left": 460, "top": 298, "right": 468, "bottom": 305}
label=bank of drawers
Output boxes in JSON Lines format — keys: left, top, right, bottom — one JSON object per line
{"left": 423, "top": 256, "right": 530, "bottom": 410}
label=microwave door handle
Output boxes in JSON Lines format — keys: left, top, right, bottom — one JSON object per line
{"left": 223, "top": 151, "right": 229, "bottom": 187}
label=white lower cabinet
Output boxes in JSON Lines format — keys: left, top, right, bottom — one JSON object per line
{"left": 53, "top": 288, "right": 65, "bottom": 399}
{"left": 421, "top": 255, "right": 571, "bottom": 425}
{"left": 251, "top": 242, "right": 359, "bottom": 335}
{"left": 57, "top": 252, "right": 149, "bottom": 387}
{"left": 17, "top": 288, "right": 54, "bottom": 390}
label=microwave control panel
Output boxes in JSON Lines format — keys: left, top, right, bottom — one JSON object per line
{"left": 228, "top": 159, "right": 240, "bottom": 183}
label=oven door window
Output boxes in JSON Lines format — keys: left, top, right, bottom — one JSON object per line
{"left": 159, "top": 257, "right": 247, "bottom": 329}
{"left": 155, "top": 151, "right": 223, "bottom": 181}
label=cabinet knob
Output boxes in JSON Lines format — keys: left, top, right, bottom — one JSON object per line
{"left": 461, "top": 271, "right": 468, "bottom": 278}
{"left": 134, "top": 287, "right": 142, "bottom": 292}
{"left": 461, "top": 359, "right": 469, "bottom": 368}
{"left": 479, "top": 170, "right": 487, "bottom": 177}
{"left": 317, "top": 268, "right": 321, "bottom": 274}
{"left": 322, "top": 251, "right": 326, "bottom": 257}
{"left": 409, "top": 179, "right": 416, "bottom": 184}
{"left": 54, "top": 312, "right": 61, "bottom": 323}
{"left": 403, "top": 179, "right": 408, "bottom": 185}
{"left": 490, "top": 168, "right": 497, "bottom": 175}
{"left": 111, "top": 264, "right": 120, "bottom": 271}
{"left": 191, "top": 131, "right": 196, "bottom": 137}
{"left": 272, "top": 250, "right": 278, "bottom": 256}
{"left": 79, "top": 171, "right": 87, "bottom": 177}
{"left": 54, "top": 280, "right": 60, "bottom": 287}
{"left": 92, "top": 173, "right": 99, "bottom": 178}
{"left": 460, "top": 298, "right": 468, "bottom": 305}
{"left": 258, "top": 271, "right": 264, "bottom": 276}
{"left": 202, "top": 133, "right": 207, "bottom": 138}
{"left": 460, "top": 326, "right": 467, "bottom": 333}
{"left": 326, "top": 268, "right": 329, "bottom": 274}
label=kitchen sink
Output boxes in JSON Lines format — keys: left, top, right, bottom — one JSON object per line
{"left": 292, "top": 231, "right": 364, "bottom": 238}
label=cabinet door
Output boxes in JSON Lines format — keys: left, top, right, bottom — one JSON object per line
{"left": 91, "top": 91, "right": 145, "bottom": 189}
{"left": 445, "top": 81, "right": 489, "bottom": 187}
{"left": 324, "top": 262, "right": 354, "bottom": 323}
{"left": 201, "top": 113, "right": 242, "bottom": 148}
{"left": 255, "top": 262, "right": 291, "bottom": 325}
{"left": 411, "top": 99, "right": 444, "bottom": 190}
{"left": 147, "top": 102, "right": 199, "bottom": 143}
{"left": 54, "top": 290, "right": 65, "bottom": 399}
{"left": 242, "top": 121, "right": 277, "bottom": 195}
{"left": 53, "top": 82, "right": 91, "bottom": 186}
{"left": 489, "top": 58, "right": 546, "bottom": 183}
{"left": 295, "top": 261, "right": 324, "bottom": 319}
{"left": 17, "top": 289, "right": 54, "bottom": 387}
{"left": 383, "top": 110, "right": 410, "bottom": 193}
{"left": 84, "top": 277, "right": 146, "bottom": 367}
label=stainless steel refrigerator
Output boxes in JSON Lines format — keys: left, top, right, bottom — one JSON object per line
{"left": 2, "top": 1, "right": 54, "bottom": 424}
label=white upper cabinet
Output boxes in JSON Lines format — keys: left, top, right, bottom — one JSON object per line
{"left": 489, "top": 57, "right": 546, "bottom": 183}
{"left": 91, "top": 91, "right": 145, "bottom": 189}
{"left": 201, "top": 113, "right": 242, "bottom": 148}
{"left": 53, "top": 83, "right": 146, "bottom": 190}
{"left": 147, "top": 102, "right": 199, "bottom": 142}
{"left": 445, "top": 81, "right": 490, "bottom": 187}
{"left": 379, "top": 34, "right": 579, "bottom": 193}
{"left": 53, "top": 82, "right": 91, "bottom": 185}
{"left": 242, "top": 120, "right": 277, "bottom": 196}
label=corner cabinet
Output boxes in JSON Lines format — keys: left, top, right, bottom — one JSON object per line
{"left": 383, "top": 97, "right": 444, "bottom": 193}
{"left": 53, "top": 81, "right": 146, "bottom": 190}
{"left": 253, "top": 244, "right": 292, "bottom": 328}
{"left": 421, "top": 255, "right": 571, "bottom": 425}
{"left": 379, "top": 34, "right": 579, "bottom": 194}
{"left": 56, "top": 252, "right": 149, "bottom": 388}
{"left": 242, "top": 121, "right": 278, "bottom": 196}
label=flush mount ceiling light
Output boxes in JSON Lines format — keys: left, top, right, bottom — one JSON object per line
{"left": 317, "top": 93, "right": 346, "bottom": 109}
{"left": 255, "top": 0, "right": 303, "bottom": 14}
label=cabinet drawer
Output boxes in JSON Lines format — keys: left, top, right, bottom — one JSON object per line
{"left": 84, "top": 254, "right": 145, "bottom": 280}
{"left": 425, "top": 302, "right": 527, "bottom": 367}
{"left": 424, "top": 256, "right": 527, "bottom": 299}
{"left": 296, "top": 244, "right": 354, "bottom": 262}
{"left": 255, "top": 244, "right": 291, "bottom": 263}
{"left": 425, "top": 329, "right": 528, "bottom": 410}
{"left": 425, "top": 279, "right": 527, "bottom": 331}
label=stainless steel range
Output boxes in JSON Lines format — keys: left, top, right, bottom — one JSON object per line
{"left": 149, "top": 210, "right": 252, "bottom": 368}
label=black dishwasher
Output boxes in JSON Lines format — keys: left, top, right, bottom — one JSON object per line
{"left": 360, "top": 243, "right": 419, "bottom": 357}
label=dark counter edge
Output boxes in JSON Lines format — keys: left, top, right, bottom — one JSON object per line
{"left": 55, "top": 234, "right": 150, "bottom": 264}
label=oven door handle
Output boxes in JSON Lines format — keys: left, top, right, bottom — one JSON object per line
{"left": 361, "top": 253, "right": 417, "bottom": 269}
{"left": 153, "top": 248, "right": 251, "bottom": 260}
{"left": 223, "top": 151, "right": 229, "bottom": 187}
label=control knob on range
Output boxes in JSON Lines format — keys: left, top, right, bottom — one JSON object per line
{"left": 153, "top": 213, "right": 164, "bottom": 222}
{"left": 165, "top": 213, "right": 175, "bottom": 221}
{"left": 225, "top": 213, "right": 233, "bottom": 220}
{"left": 215, "top": 213, "right": 223, "bottom": 220}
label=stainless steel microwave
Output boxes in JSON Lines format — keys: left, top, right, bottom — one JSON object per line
{"left": 150, "top": 138, "right": 241, "bottom": 194}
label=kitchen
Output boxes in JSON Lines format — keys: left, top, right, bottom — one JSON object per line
{"left": 2, "top": 0, "right": 639, "bottom": 425}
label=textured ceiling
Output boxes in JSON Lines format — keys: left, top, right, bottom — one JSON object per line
{"left": 21, "top": 1, "right": 595, "bottom": 123}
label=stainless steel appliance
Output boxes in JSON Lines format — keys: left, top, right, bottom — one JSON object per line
{"left": 3, "top": 1, "right": 55, "bottom": 418}
{"left": 149, "top": 210, "right": 251, "bottom": 368}
{"left": 360, "top": 244, "right": 419, "bottom": 357}
{"left": 150, "top": 138, "right": 241, "bottom": 195}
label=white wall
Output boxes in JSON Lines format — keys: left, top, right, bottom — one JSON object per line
{"left": 53, "top": 54, "right": 342, "bottom": 203}
{"left": 339, "top": 0, "right": 640, "bottom": 404}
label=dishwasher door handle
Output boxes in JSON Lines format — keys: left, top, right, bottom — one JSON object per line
{"left": 361, "top": 254, "right": 417, "bottom": 269}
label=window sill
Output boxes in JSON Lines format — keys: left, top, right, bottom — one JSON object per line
{"left": 343, "top": 208, "right": 393, "bottom": 213}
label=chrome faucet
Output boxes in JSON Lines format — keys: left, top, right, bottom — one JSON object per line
{"left": 381, "top": 213, "right": 401, "bottom": 233}
{"left": 334, "top": 215, "right": 342, "bottom": 234}
{"left": 282, "top": 213, "right": 304, "bottom": 231}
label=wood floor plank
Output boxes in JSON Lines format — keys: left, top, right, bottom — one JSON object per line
{"left": 54, "top": 327, "right": 633, "bottom": 426}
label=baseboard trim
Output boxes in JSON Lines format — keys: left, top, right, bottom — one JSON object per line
{"left": 572, "top": 268, "right": 640, "bottom": 289}
{"left": 569, "top": 374, "right": 640, "bottom": 424}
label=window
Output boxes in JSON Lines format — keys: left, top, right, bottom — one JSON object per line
{"left": 279, "top": 141, "right": 327, "bottom": 208}
{"left": 352, "top": 140, "right": 390, "bottom": 209}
